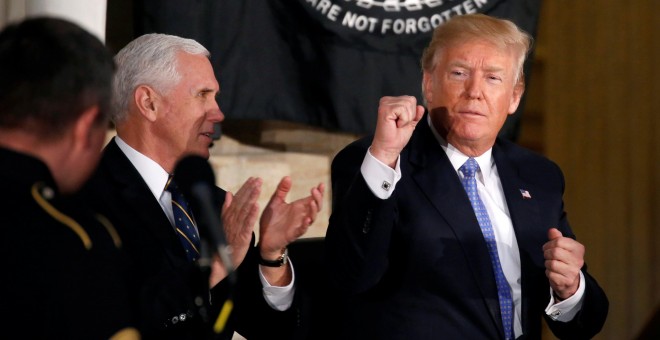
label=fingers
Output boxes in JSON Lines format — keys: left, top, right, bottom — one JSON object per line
{"left": 545, "top": 262, "right": 580, "bottom": 284}
{"left": 235, "top": 177, "right": 263, "bottom": 206}
{"left": 303, "top": 198, "right": 319, "bottom": 226}
{"left": 230, "top": 177, "right": 262, "bottom": 222}
{"left": 373, "top": 96, "right": 422, "bottom": 167}
{"left": 310, "top": 182, "right": 325, "bottom": 213}
{"left": 415, "top": 104, "right": 425, "bottom": 122}
{"left": 543, "top": 228, "right": 585, "bottom": 270}
{"left": 268, "top": 176, "right": 292, "bottom": 204}
{"left": 545, "top": 260, "right": 581, "bottom": 299}
{"left": 223, "top": 191, "right": 232, "bottom": 212}
{"left": 544, "top": 246, "right": 584, "bottom": 275}
{"left": 544, "top": 240, "right": 585, "bottom": 268}
{"left": 543, "top": 227, "right": 585, "bottom": 298}
{"left": 545, "top": 267, "right": 580, "bottom": 298}
{"left": 299, "top": 182, "right": 325, "bottom": 226}
{"left": 223, "top": 177, "right": 262, "bottom": 239}
{"left": 379, "top": 95, "right": 418, "bottom": 127}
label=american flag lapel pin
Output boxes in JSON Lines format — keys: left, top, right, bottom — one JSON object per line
{"left": 520, "top": 189, "right": 532, "bottom": 199}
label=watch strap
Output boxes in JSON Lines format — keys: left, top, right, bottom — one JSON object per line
{"left": 258, "top": 248, "right": 288, "bottom": 267}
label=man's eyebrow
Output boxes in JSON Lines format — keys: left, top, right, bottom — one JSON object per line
{"left": 484, "top": 65, "right": 506, "bottom": 73}
{"left": 448, "top": 61, "right": 505, "bottom": 73}
{"left": 199, "top": 88, "right": 215, "bottom": 94}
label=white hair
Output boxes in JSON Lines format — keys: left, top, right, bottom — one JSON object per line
{"left": 112, "top": 33, "right": 209, "bottom": 123}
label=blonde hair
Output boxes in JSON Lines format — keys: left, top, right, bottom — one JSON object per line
{"left": 421, "top": 14, "right": 532, "bottom": 88}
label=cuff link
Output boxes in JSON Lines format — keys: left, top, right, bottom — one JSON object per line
{"left": 549, "top": 310, "right": 562, "bottom": 320}
{"left": 381, "top": 181, "right": 392, "bottom": 191}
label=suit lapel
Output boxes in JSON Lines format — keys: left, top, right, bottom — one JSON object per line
{"left": 407, "top": 122, "right": 503, "bottom": 335}
{"left": 102, "top": 139, "right": 188, "bottom": 265}
{"left": 492, "top": 142, "right": 544, "bottom": 335}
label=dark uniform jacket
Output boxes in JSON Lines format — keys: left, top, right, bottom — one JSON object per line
{"left": 0, "top": 147, "right": 138, "bottom": 339}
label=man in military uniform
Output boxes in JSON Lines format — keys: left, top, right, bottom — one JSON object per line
{"left": 0, "top": 17, "right": 139, "bottom": 339}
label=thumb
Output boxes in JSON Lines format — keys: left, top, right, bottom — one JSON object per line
{"left": 414, "top": 105, "right": 425, "bottom": 122}
{"left": 548, "top": 227, "right": 563, "bottom": 240}
{"left": 271, "top": 176, "right": 292, "bottom": 203}
{"left": 222, "top": 191, "right": 232, "bottom": 212}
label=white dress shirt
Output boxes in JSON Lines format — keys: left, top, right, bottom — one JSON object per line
{"left": 114, "top": 137, "right": 294, "bottom": 310}
{"left": 359, "top": 116, "right": 585, "bottom": 337}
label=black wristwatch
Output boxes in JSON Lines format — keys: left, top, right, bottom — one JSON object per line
{"left": 259, "top": 248, "right": 289, "bottom": 267}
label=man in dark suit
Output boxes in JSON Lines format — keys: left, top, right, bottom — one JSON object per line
{"left": 82, "top": 33, "right": 324, "bottom": 339}
{"left": 325, "top": 14, "right": 608, "bottom": 339}
{"left": 0, "top": 17, "right": 139, "bottom": 339}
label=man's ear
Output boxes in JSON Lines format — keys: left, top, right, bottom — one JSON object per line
{"left": 508, "top": 82, "right": 525, "bottom": 115}
{"left": 422, "top": 72, "right": 434, "bottom": 104}
{"left": 71, "top": 105, "right": 101, "bottom": 151}
{"left": 134, "top": 85, "right": 160, "bottom": 122}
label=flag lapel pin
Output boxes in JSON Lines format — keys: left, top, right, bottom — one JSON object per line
{"left": 519, "top": 189, "right": 532, "bottom": 199}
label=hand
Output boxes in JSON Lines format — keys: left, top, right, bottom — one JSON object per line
{"left": 543, "top": 228, "right": 584, "bottom": 300}
{"left": 258, "top": 176, "right": 325, "bottom": 260}
{"left": 210, "top": 177, "right": 262, "bottom": 287}
{"left": 208, "top": 253, "right": 227, "bottom": 288}
{"left": 221, "top": 177, "right": 262, "bottom": 268}
{"left": 370, "top": 96, "right": 425, "bottom": 168}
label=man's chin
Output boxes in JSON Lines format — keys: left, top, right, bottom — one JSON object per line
{"left": 184, "top": 148, "right": 211, "bottom": 160}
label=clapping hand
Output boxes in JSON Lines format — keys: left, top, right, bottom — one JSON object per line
{"left": 257, "top": 176, "right": 324, "bottom": 285}
{"left": 209, "top": 177, "right": 262, "bottom": 287}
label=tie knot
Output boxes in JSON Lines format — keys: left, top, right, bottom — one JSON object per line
{"left": 459, "top": 158, "right": 480, "bottom": 179}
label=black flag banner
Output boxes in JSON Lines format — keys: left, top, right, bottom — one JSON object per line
{"left": 135, "top": 0, "right": 542, "bottom": 137}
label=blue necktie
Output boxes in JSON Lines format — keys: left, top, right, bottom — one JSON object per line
{"left": 166, "top": 176, "right": 201, "bottom": 261}
{"left": 459, "top": 158, "right": 514, "bottom": 340}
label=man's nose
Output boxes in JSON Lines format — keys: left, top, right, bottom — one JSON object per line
{"left": 208, "top": 100, "right": 224, "bottom": 122}
{"left": 465, "top": 77, "right": 483, "bottom": 100}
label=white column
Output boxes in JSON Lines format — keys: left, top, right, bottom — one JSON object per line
{"left": 0, "top": 0, "right": 28, "bottom": 28}
{"left": 25, "top": 0, "right": 107, "bottom": 41}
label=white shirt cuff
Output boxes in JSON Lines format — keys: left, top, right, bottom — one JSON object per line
{"left": 360, "top": 148, "right": 401, "bottom": 199}
{"left": 545, "top": 271, "right": 586, "bottom": 322}
{"left": 258, "top": 258, "right": 296, "bottom": 311}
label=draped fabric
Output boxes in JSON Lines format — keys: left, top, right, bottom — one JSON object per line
{"left": 134, "top": 0, "right": 542, "bottom": 138}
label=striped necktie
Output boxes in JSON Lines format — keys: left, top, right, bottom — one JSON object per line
{"left": 165, "top": 176, "right": 201, "bottom": 261}
{"left": 459, "top": 158, "right": 514, "bottom": 340}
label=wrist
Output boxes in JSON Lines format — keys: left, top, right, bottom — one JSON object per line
{"left": 369, "top": 146, "right": 399, "bottom": 169}
{"left": 552, "top": 290, "right": 566, "bottom": 302}
{"left": 258, "top": 247, "right": 288, "bottom": 267}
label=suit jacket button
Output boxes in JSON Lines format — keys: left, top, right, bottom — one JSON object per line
{"left": 171, "top": 315, "right": 179, "bottom": 324}
{"left": 363, "top": 210, "right": 372, "bottom": 233}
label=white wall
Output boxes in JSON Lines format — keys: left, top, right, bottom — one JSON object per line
{"left": 0, "top": 0, "right": 107, "bottom": 41}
